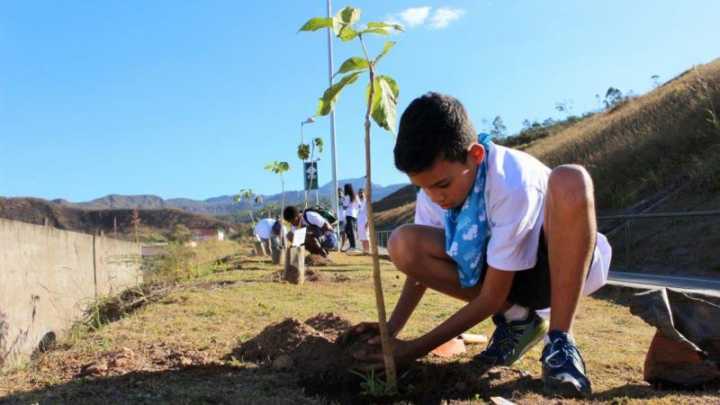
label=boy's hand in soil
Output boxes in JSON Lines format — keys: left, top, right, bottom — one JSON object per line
{"left": 351, "top": 336, "right": 420, "bottom": 370}
{"left": 338, "top": 322, "right": 387, "bottom": 346}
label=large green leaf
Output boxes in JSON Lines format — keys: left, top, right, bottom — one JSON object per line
{"left": 338, "top": 6, "right": 361, "bottom": 25}
{"left": 359, "top": 27, "right": 389, "bottom": 36}
{"left": 370, "top": 75, "right": 399, "bottom": 133}
{"left": 374, "top": 41, "right": 396, "bottom": 64}
{"left": 338, "top": 25, "right": 358, "bottom": 41}
{"left": 278, "top": 161, "right": 290, "bottom": 172}
{"left": 299, "top": 17, "right": 333, "bottom": 32}
{"left": 336, "top": 56, "right": 369, "bottom": 76}
{"left": 331, "top": 15, "right": 344, "bottom": 34}
{"left": 378, "top": 74, "right": 399, "bottom": 98}
{"left": 316, "top": 71, "right": 362, "bottom": 116}
{"left": 368, "top": 21, "right": 405, "bottom": 32}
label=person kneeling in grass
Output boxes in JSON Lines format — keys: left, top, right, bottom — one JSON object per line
{"left": 283, "top": 205, "right": 338, "bottom": 257}
{"left": 348, "top": 92, "right": 611, "bottom": 398}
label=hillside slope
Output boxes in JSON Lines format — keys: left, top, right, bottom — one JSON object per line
{"left": 374, "top": 59, "right": 720, "bottom": 229}
{"left": 0, "top": 197, "right": 233, "bottom": 239}
{"left": 528, "top": 61, "right": 720, "bottom": 209}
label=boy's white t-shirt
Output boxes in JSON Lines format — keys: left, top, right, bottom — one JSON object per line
{"left": 303, "top": 210, "right": 329, "bottom": 229}
{"left": 415, "top": 189, "right": 446, "bottom": 228}
{"left": 254, "top": 218, "right": 276, "bottom": 240}
{"left": 357, "top": 198, "right": 369, "bottom": 241}
{"left": 255, "top": 218, "right": 286, "bottom": 240}
{"left": 342, "top": 195, "right": 360, "bottom": 218}
{"left": 414, "top": 143, "right": 611, "bottom": 296}
{"left": 357, "top": 198, "right": 368, "bottom": 224}
{"left": 337, "top": 197, "right": 345, "bottom": 220}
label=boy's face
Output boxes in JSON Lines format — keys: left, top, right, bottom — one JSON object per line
{"left": 408, "top": 143, "right": 485, "bottom": 210}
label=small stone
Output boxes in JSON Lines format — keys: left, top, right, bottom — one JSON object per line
{"left": 272, "top": 354, "right": 294, "bottom": 370}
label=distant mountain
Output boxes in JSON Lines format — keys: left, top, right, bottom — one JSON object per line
{"left": 74, "top": 194, "right": 167, "bottom": 210}
{"left": 52, "top": 178, "right": 408, "bottom": 217}
{"left": 0, "top": 197, "right": 233, "bottom": 236}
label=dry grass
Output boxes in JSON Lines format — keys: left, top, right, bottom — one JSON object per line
{"left": 143, "top": 240, "right": 243, "bottom": 283}
{"left": 374, "top": 201, "right": 417, "bottom": 230}
{"left": 375, "top": 58, "right": 720, "bottom": 228}
{"left": 1, "top": 247, "right": 718, "bottom": 403}
{"left": 527, "top": 59, "right": 720, "bottom": 209}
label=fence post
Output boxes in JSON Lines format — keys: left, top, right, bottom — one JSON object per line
{"left": 625, "top": 220, "right": 631, "bottom": 269}
{"left": 92, "top": 234, "right": 98, "bottom": 299}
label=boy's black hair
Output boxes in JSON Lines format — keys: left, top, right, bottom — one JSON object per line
{"left": 283, "top": 205, "right": 299, "bottom": 223}
{"left": 394, "top": 92, "right": 477, "bottom": 174}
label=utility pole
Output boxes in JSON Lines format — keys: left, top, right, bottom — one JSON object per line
{"left": 327, "top": 0, "right": 340, "bottom": 247}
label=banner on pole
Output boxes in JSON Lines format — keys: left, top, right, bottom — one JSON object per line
{"left": 304, "top": 161, "right": 319, "bottom": 191}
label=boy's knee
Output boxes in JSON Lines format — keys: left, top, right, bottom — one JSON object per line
{"left": 548, "top": 165, "right": 594, "bottom": 209}
{"left": 387, "top": 225, "right": 420, "bottom": 273}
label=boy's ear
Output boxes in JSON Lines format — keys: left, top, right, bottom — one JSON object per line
{"left": 468, "top": 143, "right": 485, "bottom": 165}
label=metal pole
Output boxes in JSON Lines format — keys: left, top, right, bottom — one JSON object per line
{"left": 625, "top": 221, "right": 631, "bottom": 269}
{"left": 327, "top": 0, "right": 340, "bottom": 249}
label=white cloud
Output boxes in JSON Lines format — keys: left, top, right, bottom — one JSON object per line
{"left": 387, "top": 6, "right": 465, "bottom": 30}
{"left": 399, "top": 6, "right": 431, "bottom": 27}
{"left": 429, "top": 7, "right": 465, "bottom": 29}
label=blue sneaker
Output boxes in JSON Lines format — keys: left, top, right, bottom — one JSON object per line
{"left": 541, "top": 330, "right": 592, "bottom": 398}
{"left": 476, "top": 313, "right": 548, "bottom": 366}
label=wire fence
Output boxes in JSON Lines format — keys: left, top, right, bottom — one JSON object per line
{"left": 597, "top": 210, "right": 720, "bottom": 274}
{"left": 376, "top": 230, "right": 392, "bottom": 249}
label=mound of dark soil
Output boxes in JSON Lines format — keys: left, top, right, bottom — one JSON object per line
{"left": 305, "top": 269, "right": 324, "bottom": 282}
{"left": 230, "top": 317, "right": 354, "bottom": 375}
{"left": 305, "top": 254, "right": 333, "bottom": 267}
{"left": 230, "top": 313, "right": 537, "bottom": 403}
{"left": 304, "top": 313, "right": 352, "bottom": 341}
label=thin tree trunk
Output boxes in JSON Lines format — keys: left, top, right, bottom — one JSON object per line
{"left": 281, "top": 178, "right": 286, "bottom": 222}
{"left": 364, "top": 63, "right": 397, "bottom": 391}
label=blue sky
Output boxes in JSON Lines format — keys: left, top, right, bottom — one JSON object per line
{"left": 1, "top": 1, "right": 719, "bottom": 202}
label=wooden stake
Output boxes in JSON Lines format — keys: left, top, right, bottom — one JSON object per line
{"left": 363, "top": 54, "right": 397, "bottom": 391}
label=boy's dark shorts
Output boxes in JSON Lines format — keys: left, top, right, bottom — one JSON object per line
{"left": 478, "top": 227, "right": 594, "bottom": 310}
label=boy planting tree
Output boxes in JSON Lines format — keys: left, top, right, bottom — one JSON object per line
{"left": 347, "top": 92, "right": 611, "bottom": 398}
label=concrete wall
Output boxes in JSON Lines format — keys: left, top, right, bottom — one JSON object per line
{"left": 0, "top": 219, "right": 142, "bottom": 368}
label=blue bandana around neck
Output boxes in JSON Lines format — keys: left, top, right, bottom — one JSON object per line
{"left": 444, "top": 133, "right": 493, "bottom": 288}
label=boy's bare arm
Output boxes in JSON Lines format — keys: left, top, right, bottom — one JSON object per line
{"left": 387, "top": 277, "right": 427, "bottom": 335}
{"left": 340, "top": 276, "right": 426, "bottom": 343}
{"left": 356, "top": 267, "right": 514, "bottom": 366}
{"left": 408, "top": 267, "right": 514, "bottom": 358}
